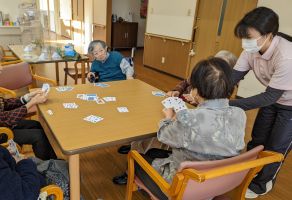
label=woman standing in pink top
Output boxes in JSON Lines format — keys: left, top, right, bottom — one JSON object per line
{"left": 229, "top": 7, "right": 292, "bottom": 199}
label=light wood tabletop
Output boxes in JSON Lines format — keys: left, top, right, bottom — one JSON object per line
{"left": 38, "top": 79, "right": 165, "bottom": 155}
{"left": 37, "top": 79, "right": 166, "bottom": 200}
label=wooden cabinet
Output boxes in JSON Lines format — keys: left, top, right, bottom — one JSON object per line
{"left": 144, "top": 34, "right": 190, "bottom": 78}
{"left": 111, "top": 22, "right": 138, "bottom": 49}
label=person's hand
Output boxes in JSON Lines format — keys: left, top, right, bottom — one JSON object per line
{"left": 166, "top": 91, "right": 180, "bottom": 97}
{"left": 183, "top": 94, "right": 198, "bottom": 105}
{"left": 23, "top": 89, "right": 44, "bottom": 103}
{"left": 87, "top": 72, "right": 96, "bottom": 83}
{"left": 126, "top": 76, "right": 134, "bottom": 80}
{"left": 25, "top": 93, "right": 47, "bottom": 110}
{"left": 163, "top": 108, "right": 175, "bottom": 119}
{"left": 29, "top": 93, "right": 48, "bottom": 105}
{"left": 12, "top": 154, "right": 26, "bottom": 163}
{"left": 28, "top": 89, "right": 44, "bottom": 98}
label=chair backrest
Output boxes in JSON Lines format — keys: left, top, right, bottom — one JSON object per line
{"left": 0, "top": 62, "right": 33, "bottom": 90}
{"left": 179, "top": 145, "right": 264, "bottom": 200}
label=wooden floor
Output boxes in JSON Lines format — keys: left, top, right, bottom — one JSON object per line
{"left": 35, "top": 49, "right": 291, "bottom": 200}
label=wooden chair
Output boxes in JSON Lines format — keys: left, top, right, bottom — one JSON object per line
{"left": 40, "top": 185, "right": 64, "bottom": 200}
{"left": 0, "top": 62, "right": 57, "bottom": 98}
{"left": 126, "top": 146, "right": 284, "bottom": 200}
{"left": 0, "top": 127, "right": 64, "bottom": 200}
{"left": 0, "top": 45, "right": 20, "bottom": 62}
{"left": 63, "top": 60, "right": 91, "bottom": 85}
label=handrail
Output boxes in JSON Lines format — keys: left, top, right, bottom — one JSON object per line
{"left": 145, "top": 33, "right": 191, "bottom": 43}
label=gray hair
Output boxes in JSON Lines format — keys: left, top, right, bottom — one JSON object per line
{"left": 215, "top": 50, "right": 238, "bottom": 68}
{"left": 87, "top": 40, "right": 107, "bottom": 54}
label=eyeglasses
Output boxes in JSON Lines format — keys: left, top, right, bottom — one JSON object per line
{"left": 92, "top": 49, "right": 105, "bottom": 56}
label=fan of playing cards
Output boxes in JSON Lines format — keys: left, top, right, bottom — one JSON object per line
{"left": 162, "top": 97, "right": 187, "bottom": 112}
{"left": 42, "top": 83, "right": 50, "bottom": 95}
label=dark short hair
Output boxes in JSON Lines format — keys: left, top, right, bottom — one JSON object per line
{"left": 190, "top": 57, "right": 234, "bottom": 99}
{"left": 234, "top": 7, "right": 279, "bottom": 38}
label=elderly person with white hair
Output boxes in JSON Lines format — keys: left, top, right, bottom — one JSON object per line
{"left": 166, "top": 50, "right": 238, "bottom": 105}
{"left": 87, "top": 40, "right": 134, "bottom": 82}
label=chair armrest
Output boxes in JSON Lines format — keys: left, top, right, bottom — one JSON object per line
{"left": 128, "top": 150, "right": 172, "bottom": 196}
{"left": 0, "top": 60, "right": 22, "bottom": 66}
{"left": 182, "top": 151, "right": 284, "bottom": 182}
{"left": 0, "top": 127, "right": 14, "bottom": 149}
{"left": 0, "top": 127, "right": 14, "bottom": 140}
{"left": 0, "top": 87, "right": 17, "bottom": 97}
{"left": 40, "top": 185, "right": 63, "bottom": 200}
{"left": 2, "top": 55, "right": 18, "bottom": 60}
{"left": 32, "top": 75, "right": 57, "bottom": 86}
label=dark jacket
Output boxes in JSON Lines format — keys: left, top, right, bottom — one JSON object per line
{"left": 0, "top": 145, "right": 45, "bottom": 200}
{"left": 0, "top": 98, "right": 27, "bottom": 128}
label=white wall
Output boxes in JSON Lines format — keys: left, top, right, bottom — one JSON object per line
{"left": 0, "top": 0, "right": 21, "bottom": 22}
{"left": 237, "top": 0, "right": 292, "bottom": 98}
{"left": 258, "top": 0, "right": 292, "bottom": 35}
{"left": 112, "top": 0, "right": 146, "bottom": 47}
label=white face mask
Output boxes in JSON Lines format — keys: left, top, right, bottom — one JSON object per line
{"left": 242, "top": 36, "right": 268, "bottom": 53}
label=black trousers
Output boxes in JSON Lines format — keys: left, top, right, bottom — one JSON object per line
{"left": 247, "top": 104, "right": 292, "bottom": 194}
{"left": 12, "top": 120, "right": 57, "bottom": 160}
{"left": 135, "top": 148, "right": 171, "bottom": 200}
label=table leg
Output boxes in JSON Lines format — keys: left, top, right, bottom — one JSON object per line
{"left": 55, "top": 62, "right": 60, "bottom": 85}
{"left": 81, "top": 61, "right": 85, "bottom": 84}
{"left": 69, "top": 154, "right": 80, "bottom": 200}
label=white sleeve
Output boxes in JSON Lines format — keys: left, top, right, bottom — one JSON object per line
{"left": 120, "top": 58, "right": 134, "bottom": 77}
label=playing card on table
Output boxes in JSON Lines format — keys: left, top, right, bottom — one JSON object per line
{"left": 103, "top": 97, "right": 116, "bottom": 102}
{"left": 86, "top": 94, "right": 98, "bottom": 101}
{"left": 47, "top": 109, "right": 53, "bottom": 115}
{"left": 41, "top": 83, "right": 50, "bottom": 95}
{"left": 94, "top": 83, "right": 109, "bottom": 88}
{"left": 96, "top": 98, "right": 105, "bottom": 104}
{"left": 83, "top": 115, "right": 104, "bottom": 123}
{"left": 117, "top": 107, "right": 129, "bottom": 112}
{"left": 77, "top": 94, "right": 86, "bottom": 100}
{"left": 63, "top": 103, "right": 78, "bottom": 109}
{"left": 152, "top": 91, "right": 165, "bottom": 97}
{"left": 56, "top": 86, "right": 74, "bottom": 92}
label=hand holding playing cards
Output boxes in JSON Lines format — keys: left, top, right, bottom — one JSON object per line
{"left": 30, "top": 93, "right": 48, "bottom": 104}
{"left": 22, "top": 89, "right": 44, "bottom": 103}
{"left": 12, "top": 154, "right": 26, "bottom": 163}
{"left": 163, "top": 108, "right": 175, "bottom": 119}
{"left": 161, "top": 97, "right": 187, "bottom": 113}
{"left": 166, "top": 91, "right": 180, "bottom": 97}
{"left": 87, "top": 72, "right": 98, "bottom": 83}
{"left": 25, "top": 93, "right": 48, "bottom": 111}
{"left": 183, "top": 94, "right": 198, "bottom": 105}
{"left": 29, "top": 89, "right": 44, "bottom": 97}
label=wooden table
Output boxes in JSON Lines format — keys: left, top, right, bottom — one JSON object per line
{"left": 37, "top": 79, "right": 165, "bottom": 200}
{"left": 8, "top": 45, "right": 88, "bottom": 85}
